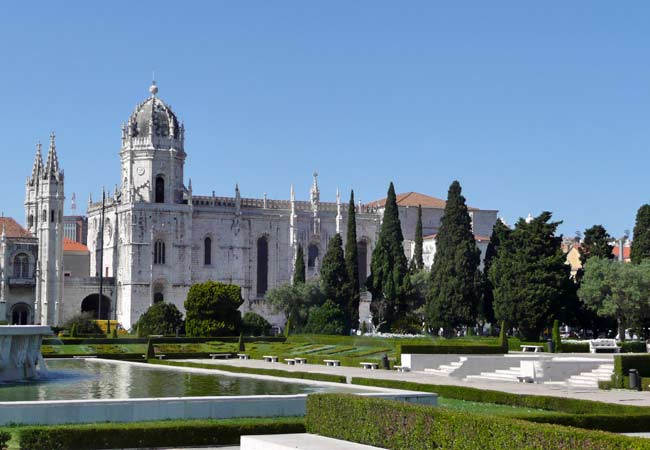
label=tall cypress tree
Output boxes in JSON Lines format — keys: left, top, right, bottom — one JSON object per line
{"left": 426, "top": 181, "right": 481, "bottom": 334}
{"left": 481, "top": 219, "right": 510, "bottom": 326}
{"left": 580, "top": 225, "right": 614, "bottom": 265}
{"left": 293, "top": 244, "right": 306, "bottom": 285}
{"left": 320, "top": 234, "right": 349, "bottom": 314}
{"left": 413, "top": 204, "right": 424, "bottom": 271}
{"left": 344, "top": 190, "right": 360, "bottom": 330}
{"left": 631, "top": 204, "right": 650, "bottom": 264}
{"left": 368, "top": 182, "right": 409, "bottom": 329}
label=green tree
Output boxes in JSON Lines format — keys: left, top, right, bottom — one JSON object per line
{"left": 293, "top": 244, "right": 306, "bottom": 285}
{"left": 320, "top": 234, "right": 350, "bottom": 315}
{"left": 242, "top": 311, "right": 272, "bottom": 336}
{"left": 552, "top": 319, "right": 562, "bottom": 353}
{"left": 632, "top": 204, "right": 650, "bottom": 264}
{"left": 303, "top": 300, "right": 346, "bottom": 335}
{"left": 368, "top": 182, "right": 409, "bottom": 329}
{"left": 580, "top": 225, "right": 614, "bottom": 265}
{"left": 490, "top": 212, "right": 570, "bottom": 341}
{"left": 344, "top": 190, "right": 360, "bottom": 331}
{"left": 184, "top": 281, "right": 243, "bottom": 337}
{"left": 63, "top": 312, "right": 102, "bottom": 335}
{"left": 267, "top": 280, "right": 325, "bottom": 332}
{"left": 426, "top": 181, "right": 481, "bottom": 335}
{"left": 480, "top": 219, "right": 510, "bottom": 327}
{"left": 413, "top": 204, "right": 424, "bottom": 271}
{"left": 578, "top": 258, "right": 650, "bottom": 341}
{"left": 135, "top": 302, "right": 184, "bottom": 336}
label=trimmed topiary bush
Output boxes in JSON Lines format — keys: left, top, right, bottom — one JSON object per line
{"left": 185, "top": 281, "right": 243, "bottom": 337}
{"left": 238, "top": 332, "right": 245, "bottom": 352}
{"left": 146, "top": 340, "right": 155, "bottom": 359}
{"left": 70, "top": 323, "right": 78, "bottom": 338}
{"left": 241, "top": 312, "right": 272, "bottom": 336}
{"left": 136, "top": 302, "right": 184, "bottom": 336}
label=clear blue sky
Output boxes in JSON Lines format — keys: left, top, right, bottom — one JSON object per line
{"left": 1, "top": 2, "right": 648, "bottom": 238}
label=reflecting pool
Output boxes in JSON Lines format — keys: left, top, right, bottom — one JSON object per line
{"left": 0, "top": 359, "right": 359, "bottom": 402}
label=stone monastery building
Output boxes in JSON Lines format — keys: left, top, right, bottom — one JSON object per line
{"left": 1, "top": 83, "right": 498, "bottom": 330}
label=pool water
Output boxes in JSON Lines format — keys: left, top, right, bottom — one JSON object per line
{"left": 0, "top": 359, "right": 355, "bottom": 402}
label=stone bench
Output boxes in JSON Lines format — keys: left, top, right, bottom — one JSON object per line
{"left": 520, "top": 345, "right": 544, "bottom": 353}
{"left": 589, "top": 339, "right": 620, "bottom": 353}
{"left": 360, "top": 362, "right": 378, "bottom": 370}
{"left": 294, "top": 357, "right": 307, "bottom": 364}
{"left": 72, "top": 355, "right": 97, "bottom": 359}
{"left": 263, "top": 355, "right": 279, "bottom": 363}
{"left": 323, "top": 359, "right": 340, "bottom": 367}
{"left": 394, "top": 365, "right": 410, "bottom": 372}
{"left": 237, "top": 353, "right": 250, "bottom": 360}
{"left": 241, "top": 433, "right": 385, "bottom": 450}
{"left": 285, "top": 358, "right": 296, "bottom": 365}
{"left": 209, "top": 353, "right": 232, "bottom": 359}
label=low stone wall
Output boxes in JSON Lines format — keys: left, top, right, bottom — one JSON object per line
{"left": 0, "top": 392, "right": 437, "bottom": 426}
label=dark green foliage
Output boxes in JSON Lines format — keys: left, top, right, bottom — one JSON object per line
{"left": 350, "top": 377, "right": 650, "bottom": 414}
{"left": 481, "top": 220, "right": 509, "bottom": 325}
{"left": 184, "top": 281, "right": 243, "bottom": 337}
{"left": 149, "top": 359, "right": 347, "bottom": 383}
{"left": 110, "top": 328, "right": 118, "bottom": 339}
{"left": 284, "top": 316, "right": 291, "bottom": 337}
{"left": 581, "top": 225, "right": 614, "bottom": 265}
{"left": 521, "top": 413, "right": 650, "bottom": 433}
{"left": 0, "top": 430, "right": 9, "bottom": 449}
{"left": 426, "top": 181, "right": 481, "bottom": 333}
{"left": 552, "top": 319, "right": 561, "bottom": 353}
{"left": 63, "top": 313, "right": 102, "bottom": 335}
{"left": 621, "top": 341, "right": 647, "bottom": 353}
{"left": 18, "top": 418, "right": 305, "bottom": 450}
{"left": 70, "top": 323, "right": 78, "bottom": 338}
{"left": 303, "top": 300, "right": 345, "bottom": 335}
{"left": 135, "top": 323, "right": 144, "bottom": 338}
{"left": 490, "top": 212, "right": 570, "bottom": 341}
{"left": 293, "top": 244, "right": 306, "bottom": 285}
{"left": 413, "top": 204, "right": 424, "bottom": 271}
{"left": 344, "top": 190, "right": 360, "bottom": 330}
{"left": 135, "top": 302, "right": 184, "bottom": 336}
{"left": 241, "top": 312, "right": 271, "bottom": 336}
{"left": 499, "top": 321, "right": 508, "bottom": 352}
{"left": 562, "top": 341, "right": 589, "bottom": 353}
{"left": 399, "top": 344, "right": 504, "bottom": 356}
{"left": 238, "top": 332, "right": 245, "bottom": 352}
{"left": 368, "top": 182, "right": 409, "bottom": 329}
{"left": 305, "top": 394, "right": 650, "bottom": 450}
{"left": 360, "top": 321, "right": 368, "bottom": 334}
{"left": 146, "top": 339, "right": 155, "bottom": 359}
{"left": 320, "top": 234, "right": 350, "bottom": 315}
{"left": 267, "top": 280, "right": 325, "bottom": 332}
{"left": 632, "top": 204, "right": 650, "bottom": 264}
{"left": 614, "top": 354, "right": 650, "bottom": 378}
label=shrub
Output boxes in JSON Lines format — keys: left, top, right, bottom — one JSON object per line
{"left": 560, "top": 341, "right": 589, "bottom": 353}
{"left": 614, "top": 354, "right": 650, "bottom": 378}
{"left": 306, "top": 394, "right": 650, "bottom": 450}
{"left": 19, "top": 418, "right": 304, "bottom": 450}
{"left": 238, "top": 332, "right": 245, "bottom": 352}
{"left": 621, "top": 340, "right": 646, "bottom": 353}
{"left": 499, "top": 320, "right": 508, "bottom": 352}
{"left": 0, "top": 430, "right": 10, "bottom": 450}
{"left": 70, "top": 323, "right": 78, "bottom": 338}
{"left": 136, "top": 302, "right": 184, "bottom": 336}
{"left": 303, "top": 300, "right": 345, "bottom": 335}
{"left": 110, "top": 328, "right": 118, "bottom": 339}
{"left": 241, "top": 312, "right": 272, "bottom": 336}
{"left": 185, "top": 281, "right": 243, "bottom": 337}
{"left": 63, "top": 313, "right": 102, "bottom": 334}
{"left": 552, "top": 319, "right": 561, "bottom": 353}
{"left": 146, "top": 340, "right": 155, "bottom": 359}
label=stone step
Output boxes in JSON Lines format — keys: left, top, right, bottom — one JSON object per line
{"left": 241, "top": 433, "right": 384, "bottom": 450}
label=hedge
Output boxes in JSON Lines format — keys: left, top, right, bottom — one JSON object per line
{"left": 19, "top": 417, "right": 304, "bottom": 450}
{"left": 399, "top": 344, "right": 505, "bottom": 356}
{"left": 351, "top": 377, "right": 650, "bottom": 415}
{"left": 43, "top": 336, "right": 286, "bottom": 345}
{"left": 305, "top": 394, "right": 650, "bottom": 450}
{"left": 560, "top": 341, "right": 590, "bottom": 353}
{"left": 522, "top": 413, "right": 650, "bottom": 433}
{"left": 148, "top": 359, "right": 347, "bottom": 384}
{"left": 621, "top": 341, "right": 647, "bottom": 353}
{"left": 614, "top": 354, "right": 650, "bottom": 378}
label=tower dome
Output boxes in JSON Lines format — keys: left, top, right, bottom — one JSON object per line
{"left": 125, "top": 82, "right": 182, "bottom": 142}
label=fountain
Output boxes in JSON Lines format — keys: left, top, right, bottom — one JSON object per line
{"left": 0, "top": 326, "right": 51, "bottom": 381}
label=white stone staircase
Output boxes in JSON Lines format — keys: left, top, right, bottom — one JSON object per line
{"left": 563, "top": 363, "right": 614, "bottom": 388}
{"left": 465, "top": 361, "right": 543, "bottom": 383}
{"left": 423, "top": 357, "right": 468, "bottom": 376}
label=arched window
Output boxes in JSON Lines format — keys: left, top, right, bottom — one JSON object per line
{"left": 357, "top": 241, "right": 368, "bottom": 288}
{"left": 153, "top": 292, "right": 164, "bottom": 303}
{"left": 155, "top": 176, "right": 165, "bottom": 203}
{"left": 28, "top": 214, "right": 34, "bottom": 228}
{"left": 154, "top": 240, "right": 166, "bottom": 265}
{"left": 307, "top": 244, "right": 319, "bottom": 268}
{"left": 13, "top": 254, "right": 29, "bottom": 278}
{"left": 256, "top": 236, "right": 268, "bottom": 296}
{"left": 51, "top": 209, "right": 55, "bottom": 223}
{"left": 204, "top": 237, "right": 212, "bottom": 265}
{"left": 11, "top": 304, "right": 30, "bottom": 325}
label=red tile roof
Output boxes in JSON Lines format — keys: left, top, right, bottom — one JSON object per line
{"left": 0, "top": 217, "right": 31, "bottom": 238}
{"left": 64, "top": 238, "right": 89, "bottom": 253}
{"left": 612, "top": 246, "right": 631, "bottom": 261}
{"left": 367, "top": 192, "right": 477, "bottom": 210}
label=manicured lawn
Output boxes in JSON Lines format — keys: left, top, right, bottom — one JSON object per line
{"left": 437, "top": 397, "right": 563, "bottom": 417}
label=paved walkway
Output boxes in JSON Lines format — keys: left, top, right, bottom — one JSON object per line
{"left": 182, "top": 357, "right": 650, "bottom": 407}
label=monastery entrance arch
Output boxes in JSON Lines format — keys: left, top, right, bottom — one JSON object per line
{"left": 11, "top": 303, "right": 31, "bottom": 325}
{"left": 81, "top": 294, "right": 112, "bottom": 320}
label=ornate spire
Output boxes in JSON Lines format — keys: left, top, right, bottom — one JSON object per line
{"left": 310, "top": 172, "right": 320, "bottom": 214}
{"left": 31, "top": 140, "right": 44, "bottom": 181}
{"left": 336, "top": 187, "right": 342, "bottom": 234}
{"left": 71, "top": 193, "right": 77, "bottom": 212}
{"left": 44, "top": 132, "right": 60, "bottom": 179}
